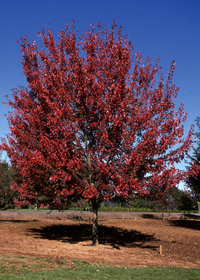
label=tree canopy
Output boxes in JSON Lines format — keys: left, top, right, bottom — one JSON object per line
{"left": 0, "top": 22, "right": 193, "bottom": 243}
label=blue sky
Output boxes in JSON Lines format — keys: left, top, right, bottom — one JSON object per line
{"left": 0, "top": 0, "right": 200, "bottom": 187}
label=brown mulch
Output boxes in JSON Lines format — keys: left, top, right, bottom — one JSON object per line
{"left": 0, "top": 211, "right": 199, "bottom": 268}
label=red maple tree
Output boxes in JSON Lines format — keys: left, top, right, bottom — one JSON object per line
{"left": 1, "top": 21, "right": 193, "bottom": 244}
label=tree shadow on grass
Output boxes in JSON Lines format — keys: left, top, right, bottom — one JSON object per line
{"left": 141, "top": 214, "right": 159, "bottom": 219}
{"left": 28, "top": 223, "right": 159, "bottom": 250}
{"left": 169, "top": 219, "right": 200, "bottom": 230}
{"left": 0, "top": 220, "right": 36, "bottom": 223}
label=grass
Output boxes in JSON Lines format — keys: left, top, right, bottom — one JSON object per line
{"left": 0, "top": 255, "right": 199, "bottom": 280}
{"left": 4, "top": 207, "right": 199, "bottom": 213}
{"left": 98, "top": 205, "right": 199, "bottom": 214}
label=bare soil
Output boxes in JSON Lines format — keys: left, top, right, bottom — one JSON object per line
{"left": 0, "top": 211, "right": 199, "bottom": 268}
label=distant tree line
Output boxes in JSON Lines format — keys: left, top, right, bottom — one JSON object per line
{"left": 0, "top": 159, "right": 16, "bottom": 209}
{"left": 185, "top": 116, "right": 200, "bottom": 206}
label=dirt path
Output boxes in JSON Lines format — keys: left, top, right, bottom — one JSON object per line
{"left": 0, "top": 212, "right": 199, "bottom": 268}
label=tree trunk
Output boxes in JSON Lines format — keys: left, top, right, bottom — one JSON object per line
{"left": 92, "top": 201, "right": 99, "bottom": 245}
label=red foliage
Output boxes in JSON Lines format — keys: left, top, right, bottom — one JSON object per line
{"left": 1, "top": 22, "right": 194, "bottom": 208}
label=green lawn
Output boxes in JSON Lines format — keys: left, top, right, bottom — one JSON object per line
{"left": 0, "top": 256, "right": 199, "bottom": 280}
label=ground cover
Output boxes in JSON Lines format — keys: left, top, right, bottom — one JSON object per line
{"left": 0, "top": 211, "right": 199, "bottom": 278}
{"left": 0, "top": 256, "right": 199, "bottom": 279}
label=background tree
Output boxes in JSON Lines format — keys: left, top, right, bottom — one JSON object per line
{"left": 156, "top": 187, "right": 194, "bottom": 212}
{"left": 0, "top": 22, "right": 193, "bottom": 244}
{"left": 185, "top": 117, "right": 200, "bottom": 202}
{"left": 0, "top": 158, "right": 16, "bottom": 210}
